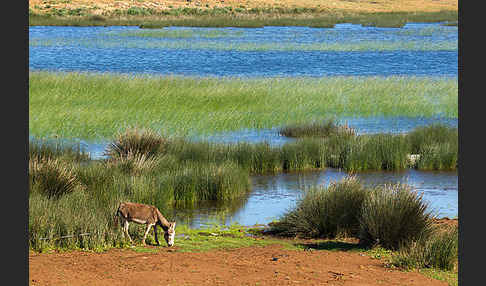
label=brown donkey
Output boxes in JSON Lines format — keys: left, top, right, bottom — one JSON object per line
{"left": 115, "top": 202, "right": 176, "bottom": 247}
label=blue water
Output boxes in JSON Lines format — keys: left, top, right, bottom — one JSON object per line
{"left": 29, "top": 23, "right": 457, "bottom": 77}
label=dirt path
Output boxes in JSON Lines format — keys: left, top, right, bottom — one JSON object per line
{"left": 29, "top": 243, "right": 448, "bottom": 286}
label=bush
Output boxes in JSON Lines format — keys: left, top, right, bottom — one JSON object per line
{"left": 278, "top": 119, "right": 356, "bottom": 138}
{"left": 29, "top": 158, "right": 81, "bottom": 200}
{"left": 358, "top": 183, "right": 434, "bottom": 250}
{"left": 105, "top": 127, "right": 167, "bottom": 159}
{"left": 392, "top": 225, "right": 458, "bottom": 270}
{"left": 271, "top": 176, "right": 368, "bottom": 238}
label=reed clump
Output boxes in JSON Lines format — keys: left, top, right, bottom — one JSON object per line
{"left": 271, "top": 177, "right": 437, "bottom": 252}
{"left": 358, "top": 183, "right": 434, "bottom": 250}
{"left": 278, "top": 119, "right": 356, "bottom": 138}
{"left": 105, "top": 127, "right": 168, "bottom": 159}
{"left": 270, "top": 176, "right": 368, "bottom": 238}
{"left": 406, "top": 124, "right": 458, "bottom": 170}
{"left": 391, "top": 224, "right": 458, "bottom": 271}
{"left": 29, "top": 158, "right": 82, "bottom": 200}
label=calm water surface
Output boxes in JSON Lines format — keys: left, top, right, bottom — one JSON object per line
{"left": 29, "top": 23, "right": 457, "bottom": 77}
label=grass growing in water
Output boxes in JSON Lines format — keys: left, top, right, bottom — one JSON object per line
{"left": 29, "top": 10, "right": 458, "bottom": 28}
{"left": 29, "top": 72, "right": 458, "bottom": 140}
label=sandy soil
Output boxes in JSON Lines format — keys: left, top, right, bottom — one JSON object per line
{"left": 29, "top": 0, "right": 457, "bottom": 15}
{"left": 29, "top": 219, "right": 457, "bottom": 286}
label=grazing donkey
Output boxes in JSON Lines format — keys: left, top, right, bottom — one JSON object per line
{"left": 115, "top": 202, "right": 176, "bottom": 247}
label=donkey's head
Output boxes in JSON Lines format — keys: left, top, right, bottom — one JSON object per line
{"left": 164, "top": 222, "right": 176, "bottom": 247}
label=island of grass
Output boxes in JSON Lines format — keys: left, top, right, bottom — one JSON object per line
{"left": 29, "top": 0, "right": 457, "bottom": 27}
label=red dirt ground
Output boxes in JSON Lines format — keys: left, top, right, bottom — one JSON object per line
{"left": 30, "top": 219, "right": 457, "bottom": 286}
{"left": 29, "top": 243, "right": 449, "bottom": 286}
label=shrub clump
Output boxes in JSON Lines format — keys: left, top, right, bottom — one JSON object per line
{"left": 105, "top": 127, "right": 168, "bottom": 159}
{"left": 29, "top": 158, "right": 81, "bottom": 199}
{"left": 270, "top": 176, "right": 368, "bottom": 238}
{"left": 391, "top": 224, "right": 458, "bottom": 271}
{"left": 279, "top": 119, "right": 356, "bottom": 138}
{"left": 358, "top": 183, "right": 434, "bottom": 250}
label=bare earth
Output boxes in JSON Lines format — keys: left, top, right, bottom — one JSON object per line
{"left": 29, "top": 0, "right": 457, "bottom": 15}
{"left": 29, "top": 244, "right": 449, "bottom": 286}
{"left": 29, "top": 219, "right": 457, "bottom": 286}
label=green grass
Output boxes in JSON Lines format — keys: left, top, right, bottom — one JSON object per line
{"left": 30, "top": 36, "right": 457, "bottom": 51}
{"left": 115, "top": 28, "right": 244, "bottom": 38}
{"left": 29, "top": 72, "right": 458, "bottom": 140}
{"left": 29, "top": 10, "right": 457, "bottom": 27}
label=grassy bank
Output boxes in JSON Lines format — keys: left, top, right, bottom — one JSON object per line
{"left": 29, "top": 71, "right": 458, "bottom": 140}
{"left": 29, "top": 9, "right": 458, "bottom": 28}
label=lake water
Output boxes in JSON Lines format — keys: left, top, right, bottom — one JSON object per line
{"left": 29, "top": 23, "right": 457, "bottom": 77}
{"left": 29, "top": 22, "right": 458, "bottom": 226}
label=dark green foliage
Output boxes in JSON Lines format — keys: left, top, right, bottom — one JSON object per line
{"left": 407, "top": 124, "right": 457, "bottom": 154}
{"left": 392, "top": 225, "right": 458, "bottom": 270}
{"left": 29, "top": 158, "right": 81, "bottom": 200}
{"left": 344, "top": 134, "right": 409, "bottom": 171}
{"left": 271, "top": 176, "right": 369, "bottom": 238}
{"left": 279, "top": 119, "right": 355, "bottom": 138}
{"left": 406, "top": 124, "right": 458, "bottom": 170}
{"left": 105, "top": 127, "right": 168, "bottom": 159}
{"left": 358, "top": 183, "right": 434, "bottom": 250}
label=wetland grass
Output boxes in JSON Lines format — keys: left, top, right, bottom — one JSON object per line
{"left": 270, "top": 176, "right": 368, "bottom": 238}
{"left": 29, "top": 72, "right": 458, "bottom": 140}
{"left": 29, "top": 10, "right": 457, "bottom": 28}
{"left": 392, "top": 224, "right": 458, "bottom": 271}
{"left": 271, "top": 177, "right": 437, "bottom": 252}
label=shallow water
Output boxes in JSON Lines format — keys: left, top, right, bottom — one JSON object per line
{"left": 29, "top": 23, "right": 457, "bottom": 77}
{"left": 175, "top": 168, "right": 458, "bottom": 228}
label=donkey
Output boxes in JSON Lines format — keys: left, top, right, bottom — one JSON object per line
{"left": 115, "top": 202, "right": 176, "bottom": 247}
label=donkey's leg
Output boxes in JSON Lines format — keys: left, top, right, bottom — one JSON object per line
{"left": 123, "top": 220, "right": 133, "bottom": 244}
{"left": 153, "top": 224, "right": 160, "bottom": 246}
{"left": 142, "top": 223, "right": 154, "bottom": 246}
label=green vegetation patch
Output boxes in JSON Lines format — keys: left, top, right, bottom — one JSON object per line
{"left": 29, "top": 72, "right": 458, "bottom": 140}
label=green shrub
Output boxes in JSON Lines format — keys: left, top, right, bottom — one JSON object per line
{"left": 392, "top": 225, "right": 458, "bottom": 270}
{"left": 278, "top": 119, "right": 355, "bottom": 138}
{"left": 271, "top": 176, "right": 368, "bottom": 238}
{"left": 105, "top": 127, "right": 167, "bottom": 159}
{"left": 358, "top": 183, "right": 434, "bottom": 250}
{"left": 29, "top": 158, "right": 81, "bottom": 200}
